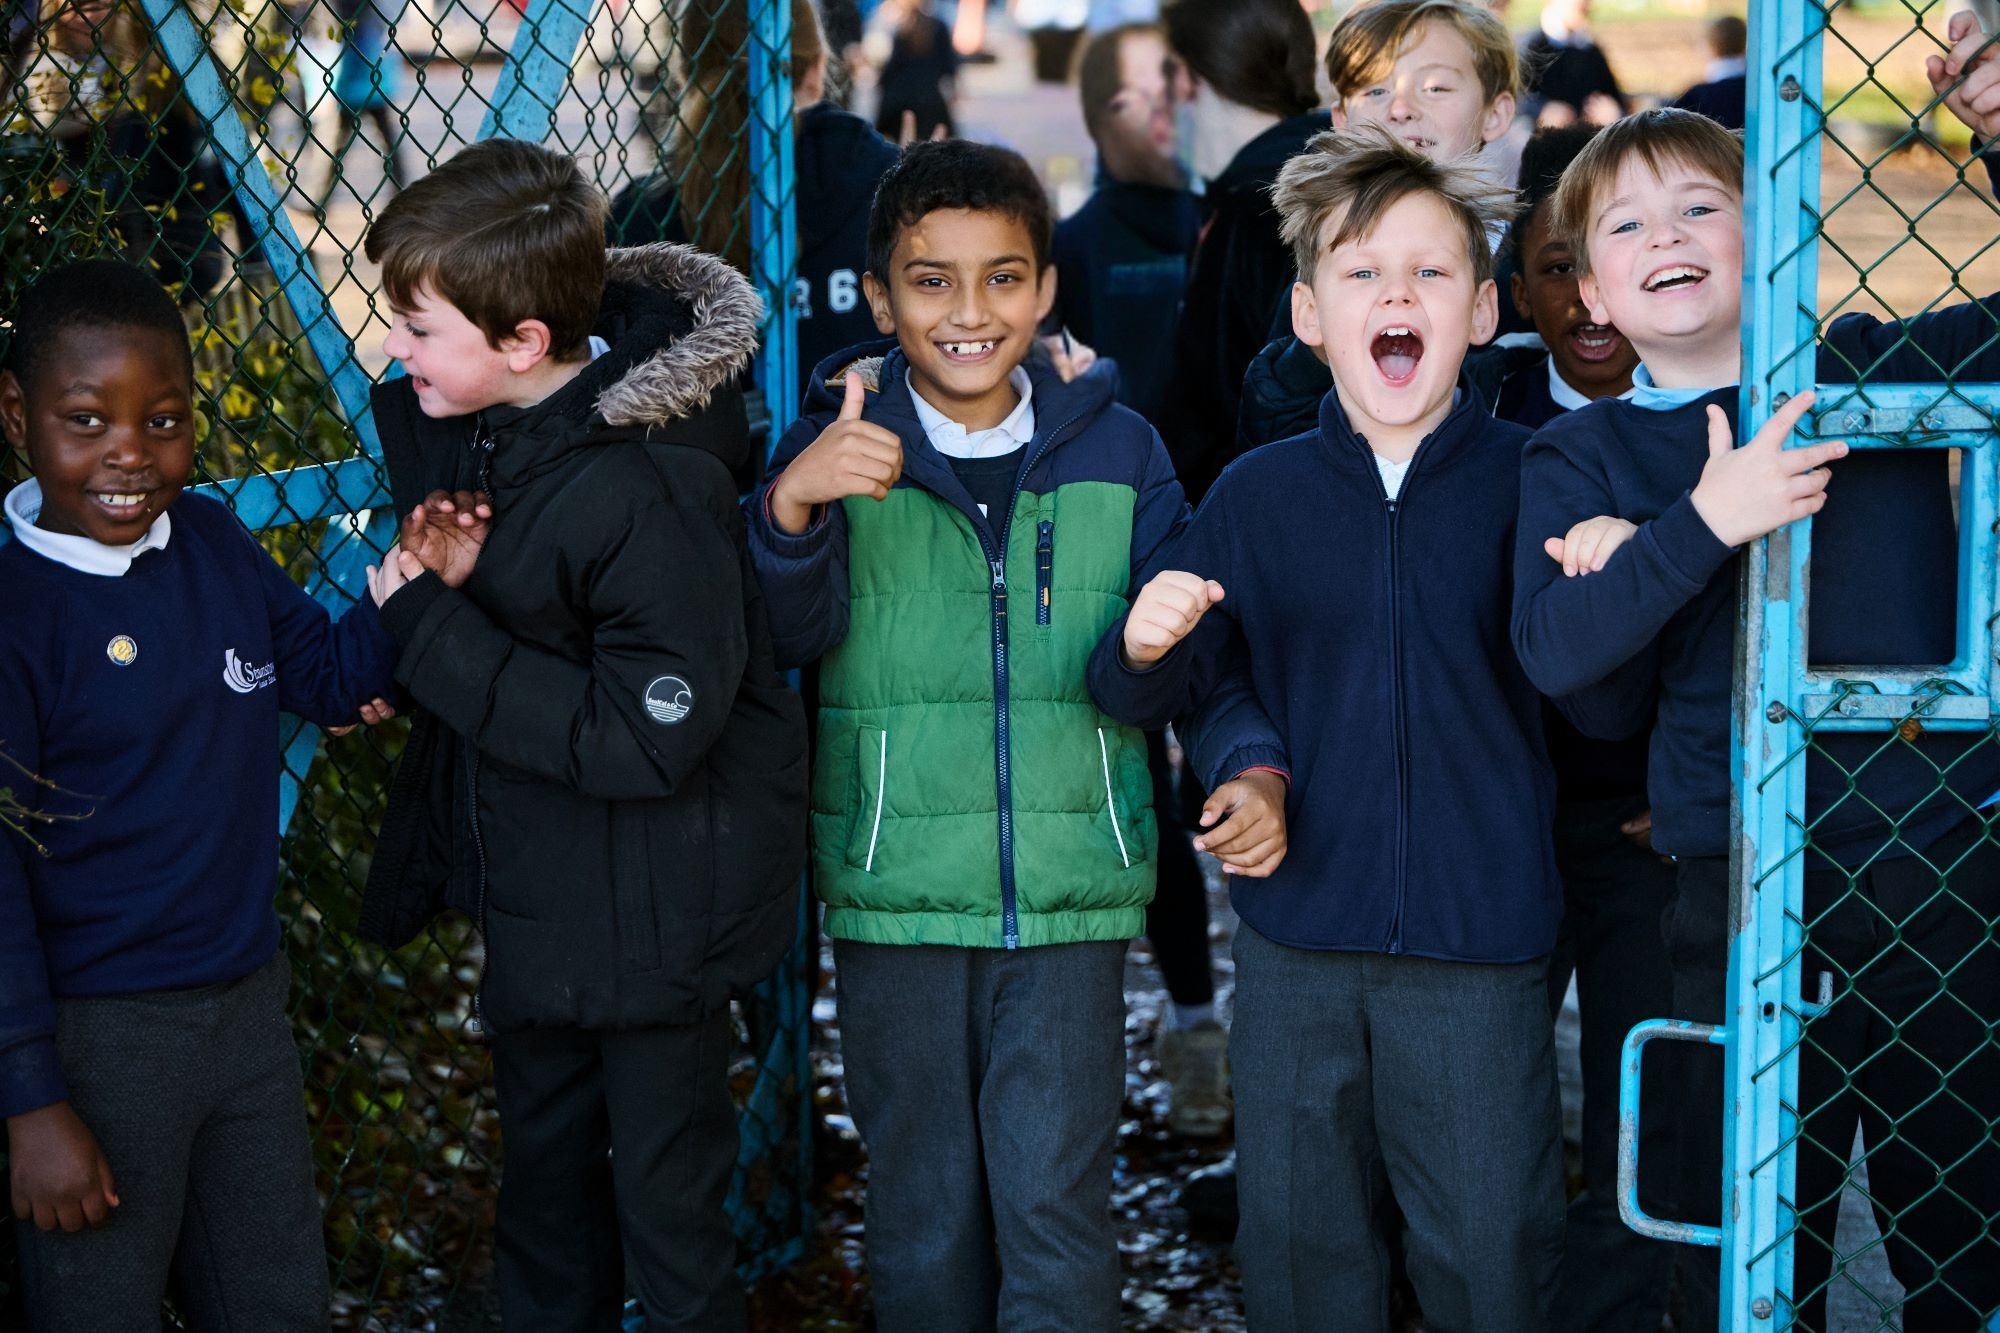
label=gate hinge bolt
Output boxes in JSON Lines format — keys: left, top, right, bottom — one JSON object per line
{"left": 1766, "top": 701, "right": 1789, "bottom": 723}
{"left": 1842, "top": 411, "right": 1866, "bottom": 431}
{"left": 1752, "top": 1297, "right": 1774, "bottom": 1319}
{"left": 1779, "top": 76, "right": 1802, "bottom": 103}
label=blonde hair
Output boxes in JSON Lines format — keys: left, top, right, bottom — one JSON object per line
{"left": 1324, "top": 0, "right": 1520, "bottom": 104}
{"left": 1549, "top": 108, "right": 1744, "bottom": 275}
{"left": 1272, "top": 124, "right": 1518, "bottom": 286}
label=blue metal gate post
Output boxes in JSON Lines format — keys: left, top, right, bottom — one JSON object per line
{"left": 1731, "top": 2, "right": 1824, "bottom": 1323}
{"left": 744, "top": 0, "right": 808, "bottom": 1276}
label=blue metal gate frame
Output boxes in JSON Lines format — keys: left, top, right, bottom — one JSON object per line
{"left": 1616, "top": 3, "right": 2000, "bottom": 1326}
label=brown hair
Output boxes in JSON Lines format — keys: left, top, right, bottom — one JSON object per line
{"left": 660, "top": 0, "right": 826, "bottom": 272}
{"left": 364, "top": 138, "right": 609, "bottom": 360}
{"left": 1075, "top": 22, "right": 1158, "bottom": 140}
{"left": 1549, "top": 107, "right": 1743, "bottom": 275}
{"left": 1710, "top": 16, "right": 1747, "bottom": 60}
{"left": 1272, "top": 124, "right": 1518, "bottom": 286}
{"left": 1160, "top": 0, "right": 1317, "bottom": 121}
{"left": 1324, "top": 0, "right": 1520, "bottom": 104}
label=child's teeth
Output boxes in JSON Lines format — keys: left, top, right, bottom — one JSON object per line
{"left": 98, "top": 493, "right": 144, "bottom": 506}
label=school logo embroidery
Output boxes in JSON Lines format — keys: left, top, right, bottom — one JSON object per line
{"left": 105, "top": 635, "right": 138, "bottom": 666}
{"left": 223, "top": 648, "right": 277, "bottom": 694}
{"left": 643, "top": 675, "right": 693, "bottom": 725}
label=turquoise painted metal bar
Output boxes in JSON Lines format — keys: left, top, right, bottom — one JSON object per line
{"left": 190, "top": 456, "right": 391, "bottom": 531}
{"left": 742, "top": 0, "right": 807, "bottom": 1278}
{"left": 480, "top": 0, "right": 595, "bottom": 143}
{"left": 1732, "top": 1, "right": 1822, "bottom": 1324}
{"left": 137, "top": 0, "right": 379, "bottom": 457}
{"left": 749, "top": 0, "right": 801, "bottom": 428}
{"left": 1617, "top": 1019, "right": 1729, "bottom": 1246}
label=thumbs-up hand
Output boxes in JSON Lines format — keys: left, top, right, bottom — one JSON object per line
{"left": 768, "top": 372, "right": 907, "bottom": 535}
{"left": 1121, "top": 570, "right": 1226, "bottom": 668}
{"left": 1688, "top": 390, "right": 1845, "bottom": 549}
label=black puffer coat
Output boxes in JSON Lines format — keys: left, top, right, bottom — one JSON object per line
{"left": 358, "top": 244, "right": 808, "bottom": 1033}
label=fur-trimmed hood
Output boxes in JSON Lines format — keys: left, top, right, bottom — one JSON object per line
{"left": 594, "top": 242, "right": 763, "bottom": 427}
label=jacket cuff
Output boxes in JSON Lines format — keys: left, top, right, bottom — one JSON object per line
{"left": 0, "top": 1037, "right": 68, "bottom": 1120}
{"left": 377, "top": 570, "right": 449, "bottom": 645}
{"left": 1647, "top": 493, "right": 1737, "bottom": 591}
{"left": 1208, "top": 745, "right": 1291, "bottom": 793}
{"left": 758, "top": 483, "right": 831, "bottom": 558}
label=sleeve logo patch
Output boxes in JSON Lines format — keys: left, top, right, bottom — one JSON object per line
{"left": 106, "top": 635, "right": 138, "bottom": 666}
{"left": 643, "top": 675, "right": 694, "bottom": 725}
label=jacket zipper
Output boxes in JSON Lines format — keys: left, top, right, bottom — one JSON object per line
{"left": 466, "top": 753, "right": 491, "bottom": 1036}
{"left": 1035, "top": 520, "right": 1054, "bottom": 625}
{"left": 1383, "top": 490, "right": 1409, "bottom": 955}
{"left": 978, "top": 410, "right": 1086, "bottom": 949}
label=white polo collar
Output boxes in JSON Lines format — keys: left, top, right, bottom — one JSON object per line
{"left": 4, "top": 478, "right": 173, "bottom": 576}
{"left": 907, "top": 366, "right": 1037, "bottom": 460}
{"left": 1546, "top": 358, "right": 1594, "bottom": 412}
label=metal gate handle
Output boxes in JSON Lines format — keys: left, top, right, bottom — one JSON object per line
{"left": 1617, "top": 1018, "right": 1730, "bottom": 1246}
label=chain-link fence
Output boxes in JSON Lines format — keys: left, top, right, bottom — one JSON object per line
{"left": 1, "top": 0, "right": 804, "bottom": 1325}
{"left": 1700, "top": 2, "right": 2000, "bottom": 1329}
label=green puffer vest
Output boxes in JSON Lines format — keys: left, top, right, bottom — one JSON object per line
{"left": 811, "top": 370, "right": 1157, "bottom": 949}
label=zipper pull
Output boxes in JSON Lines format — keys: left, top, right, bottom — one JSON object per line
{"left": 991, "top": 558, "right": 1006, "bottom": 594}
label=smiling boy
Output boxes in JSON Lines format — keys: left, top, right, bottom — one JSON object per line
{"left": 1089, "top": 126, "right": 1564, "bottom": 1331}
{"left": 0, "top": 260, "right": 404, "bottom": 1331}
{"left": 1325, "top": 0, "right": 1518, "bottom": 165}
{"left": 1513, "top": 73, "right": 2000, "bottom": 1328}
{"left": 747, "top": 139, "right": 1192, "bottom": 1331}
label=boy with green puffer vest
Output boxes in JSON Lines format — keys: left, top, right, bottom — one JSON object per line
{"left": 745, "top": 140, "right": 1241, "bottom": 1332}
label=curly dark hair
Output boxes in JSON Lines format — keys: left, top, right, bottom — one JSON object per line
{"left": 864, "top": 139, "right": 1055, "bottom": 281}
{"left": 4, "top": 258, "right": 190, "bottom": 392}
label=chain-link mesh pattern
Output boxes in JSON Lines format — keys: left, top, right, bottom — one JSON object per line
{"left": 1, "top": 1, "right": 803, "bottom": 1325}
{"left": 1736, "top": 4, "right": 2000, "bottom": 1328}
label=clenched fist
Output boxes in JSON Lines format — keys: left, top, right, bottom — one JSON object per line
{"left": 1121, "top": 571, "right": 1226, "bottom": 668}
{"left": 768, "top": 372, "right": 905, "bottom": 535}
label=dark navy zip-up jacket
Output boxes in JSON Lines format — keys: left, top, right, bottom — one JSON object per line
{"left": 1514, "top": 293, "right": 2000, "bottom": 863}
{"left": 0, "top": 492, "right": 399, "bottom": 1118}
{"left": 1089, "top": 385, "right": 1562, "bottom": 962}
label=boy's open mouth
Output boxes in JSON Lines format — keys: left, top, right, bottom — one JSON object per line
{"left": 1566, "top": 322, "right": 1625, "bottom": 364}
{"left": 1371, "top": 326, "right": 1424, "bottom": 387}
{"left": 939, "top": 339, "right": 999, "bottom": 363}
{"left": 1642, "top": 265, "right": 1707, "bottom": 293}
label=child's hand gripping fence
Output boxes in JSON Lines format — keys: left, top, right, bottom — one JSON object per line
{"left": 0, "top": 0, "right": 804, "bottom": 1324}
{"left": 1618, "top": 3, "right": 2000, "bottom": 1328}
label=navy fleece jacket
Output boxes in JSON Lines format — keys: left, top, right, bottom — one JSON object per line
{"left": 0, "top": 493, "right": 399, "bottom": 1117}
{"left": 1514, "top": 293, "right": 2000, "bottom": 863}
{"left": 1090, "top": 386, "right": 1562, "bottom": 962}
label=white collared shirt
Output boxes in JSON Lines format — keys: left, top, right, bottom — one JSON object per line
{"left": 1705, "top": 56, "right": 1747, "bottom": 84}
{"left": 1547, "top": 357, "right": 1593, "bottom": 413}
{"left": 907, "top": 366, "right": 1037, "bottom": 460}
{"left": 3, "top": 478, "right": 172, "bottom": 576}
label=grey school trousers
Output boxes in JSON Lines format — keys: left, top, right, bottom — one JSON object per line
{"left": 13, "top": 951, "right": 329, "bottom": 1332}
{"left": 1230, "top": 928, "right": 1564, "bottom": 1333}
{"left": 834, "top": 939, "right": 1126, "bottom": 1333}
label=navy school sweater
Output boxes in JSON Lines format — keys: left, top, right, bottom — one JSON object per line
{"left": 1513, "top": 292, "right": 2000, "bottom": 864}
{"left": 1089, "top": 385, "right": 1562, "bottom": 962}
{"left": 0, "top": 492, "right": 399, "bottom": 1117}
{"left": 1493, "top": 352, "right": 1652, "bottom": 803}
